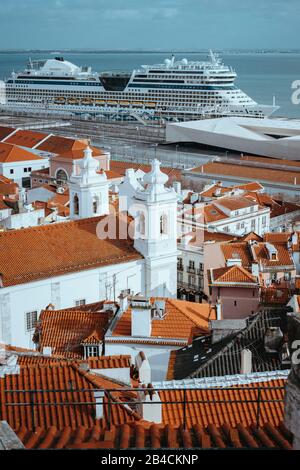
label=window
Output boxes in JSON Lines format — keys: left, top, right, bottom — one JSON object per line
{"left": 140, "top": 212, "right": 145, "bottom": 236}
{"left": 189, "top": 261, "right": 195, "bottom": 269}
{"left": 177, "top": 272, "right": 183, "bottom": 282}
{"left": 75, "top": 299, "right": 86, "bottom": 307}
{"left": 250, "top": 206, "right": 254, "bottom": 213}
{"left": 56, "top": 169, "right": 68, "bottom": 183}
{"left": 262, "top": 216, "right": 267, "bottom": 227}
{"left": 160, "top": 213, "right": 168, "bottom": 235}
{"left": 10, "top": 169, "right": 14, "bottom": 174}
{"left": 85, "top": 345, "right": 100, "bottom": 358}
{"left": 251, "top": 219, "right": 256, "bottom": 229}
{"left": 188, "top": 275, "right": 195, "bottom": 287}
{"left": 73, "top": 194, "right": 79, "bottom": 215}
{"left": 235, "top": 211, "right": 239, "bottom": 216}
{"left": 93, "top": 195, "right": 100, "bottom": 214}
{"left": 24, "top": 168, "right": 28, "bottom": 173}
{"left": 234, "top": 301, "right": 237, "bottom": 307}
{"left": 26, "top": 311, "right": 37, "bottom": 331}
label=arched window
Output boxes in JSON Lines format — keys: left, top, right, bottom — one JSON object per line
{"left": 56, "top": 169, "right": 68, "bottom": 183}
{"left": 73, "top": 194, "right": 79, "bottom": 215}
{"left": 93, "top": 195, "right": 100, "bottom": 214}
{"left": 160, "top": 213, "right": 168, "bottom": 235}
{"left": 140, "top": 212, "right": 145, "bottom": 236}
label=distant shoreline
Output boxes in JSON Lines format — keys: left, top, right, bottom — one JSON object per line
{"left": 0, "top": 49, "right": 300, "bottom": 55}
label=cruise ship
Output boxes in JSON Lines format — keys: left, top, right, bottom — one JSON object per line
{"left": 3, "top": 52, "right": 279, "bottom": 122}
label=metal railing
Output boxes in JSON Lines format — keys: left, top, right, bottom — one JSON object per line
{"left": 4, "top": 385, "right": 285, "bottom": 432}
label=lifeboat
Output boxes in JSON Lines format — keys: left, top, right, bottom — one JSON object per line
{"left": 81, "top": 98, "right": 93, "bottom": 105}
{"left": 54, "top": 96, "right": 66, "bottom": 104}
{"left": 68, "top": 97, "right": 79, "bottom": 105}
{"left": 145, "top": 102, "right": 156, "bottom": 108}
{"left": 132, "top": 101, "right": 144, "bottom": 107}
{"left": 107, "top": 100, "right": 118, "bottom": 106}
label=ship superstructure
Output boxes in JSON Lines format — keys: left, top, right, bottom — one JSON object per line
{"left": 3, "top": 52, "right": 278, "bottom": 121}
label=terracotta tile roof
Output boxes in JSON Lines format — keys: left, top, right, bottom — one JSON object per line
{"left": 183, "top": 229, "right": 239, "bottom": 248}
{"left": 4, "top": 130, "right": 48, "bottom": 148}
{"left": 240, "top": 154, "right": 300, "bottom": 168}
{"left": 81, "top": 329, "right": 103, "bottom": 345}
{"left": 221, "top": 242, "right": 253, "bottom": 268}
{"left": 0, "top": 175, "right": 13, "bottom": 184}
{"left": 240, "top": 232, "right": 263, "bottom": 242}
{"left": 251, "top": 242, "right": 294, "bottom": 268}
{"left": 16, "top": 355, "right": 70, "bottom": 366}
{"left": 111, "top": 298, "right": 216, "bottom": 341}
{"left": 190, "top": 161, "right": 300, "bottom": 186}
{"left": 35, "top": 307, "right": 110, "bottom": 358}
{"left": 110, "top": 160, "right": 182, "bottom": 182}
{"left": 0, "top": 182, "right": 18, "bottom": 196}
{"left": 0, "top": 213, "right": 142, "bottom": 287}
{"left": 0, "top": 198, "right": 10, "bottom": 211}
{"left": 0, "top": 126, "right": 16, "bottom": 140}
{"left": 159, "top": 379, "right": 286, "bottom": 429}
{"left": 105, "top": 170, "right": 123, "bottom": 180}
{"left": 236, "top": 182, "right": 264, "bottom": 192}
{"left": 216, "top": 195, "right": 257, "bottom": 211}
{"left": 203, "top": 204, "right": 228, "bottom": 223}
{"left": 0, "top": 363, "right": 137, "bottom": 431}
{"left": 210, "top": 265, "right": 258, "bottom": 286}
{"left": 200, "top": 182, "right": 264, "bottom": 199}
{"left": 264, "top": 233, "right": 291, "bottom": 244}
{"left": 0, "top": 142, "right": 44, "bottom": 163}
{"left": 57, "top": 146, "right": 105, "bottom": 160}
{"left": 31, "top": 167, "right": 50, "bottom": 176}
{"left": 36, "top": 136, "right": 89, "bottom": 154}
{"left": 87, "top": 355, "right": 132, "bottom": 370}
{"left": 270, "top": 201, "right": 300, "bottom": 218}
{"left": 17, "top": 420, "right": 292, "bottom": 449}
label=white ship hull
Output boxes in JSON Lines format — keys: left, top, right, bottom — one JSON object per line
{"left": 2, "top": 53, "right": 279, "bottom": 122}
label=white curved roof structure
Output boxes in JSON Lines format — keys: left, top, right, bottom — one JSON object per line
{"left": 166, "top": 117, "right": 300, "bottom": 160}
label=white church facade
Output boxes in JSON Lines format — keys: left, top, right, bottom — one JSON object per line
{"left": 0, "top": 148, "right": 179, "bottom": 349}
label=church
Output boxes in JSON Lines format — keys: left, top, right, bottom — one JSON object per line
{"left": 0, "top": 147, "right": 178, "bottom": 349}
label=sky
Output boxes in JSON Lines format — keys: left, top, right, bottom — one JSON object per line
{"left": 0, "top": 0, "right": 298, "bottom": 50}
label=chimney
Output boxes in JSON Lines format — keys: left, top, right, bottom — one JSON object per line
{"left": 131, "top": 296, "right": 152, "bottom": 337}
{"left": 94, "top": 390, "right": 105, "bottom": 419}
{"left": 210, "top": 319, "right": 247, "bottom": 344}
{"left": 42, "top": 346, "right": 52, "bottom": 356}
{"left": 251, "top": 263, "right": 259, "bottom": 277}
{"left": 103, "top": 301, "right": 117, "bottom": 314}
{"left": 173, "top": 181, "right": 181, "bottom": 195}
{"left": 216, "top": 300, "right": 222, "bottom": 320}
{"left": 226, "top": 258, "right": 242, "bottom": 267}
{"left": 118, "top": 290, "right": 130, "bottom": 312}
{"left": 264, "top": 327, "right": 283, "bottom": 353}
{"left": 240, "top": 348, "right": 252, "bottom": 374}
{"left": 137, "top": 385, "right": 162, "bottom": 423}
{"left": 135, "top": 351, "right": 151, "bottom": 384}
